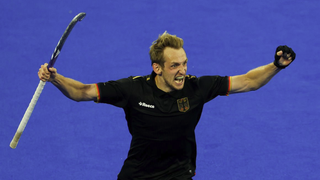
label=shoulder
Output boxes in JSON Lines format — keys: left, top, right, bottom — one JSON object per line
{"left": 198, "top": 75, "right": 229, "bottom": 83}
{"left": 185, "top": 75, "right": 197, "bottom": 80}
{"left": 184, "top": 74, "right": 198, "bottom": 84}
{"left": 185, "top": 74, "right": 227, "bottom": 84}
{"left": 188, "top": 75, "right": 230, "bottom": 91}
{"left": 119, "top": 75, "right": 153, "bottom": 89}
{"left": 130, "top": 75, "right": 152, "bottom": 83}
{"left": 109, "top": 74, "right": 149, "bottom": 83}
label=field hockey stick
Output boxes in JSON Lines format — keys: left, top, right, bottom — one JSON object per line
{"left": 10, "top": 12, "right": 86, "bottom": 149}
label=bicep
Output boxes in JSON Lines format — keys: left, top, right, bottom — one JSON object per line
{"left": 229, "top": 74, "right": 253, "bottom": 94}
{"left": 80, "top": 84, "right": 98, "bottom": 101}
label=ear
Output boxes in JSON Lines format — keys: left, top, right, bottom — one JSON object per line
{"left": 152, "top": 63, "right": 162, "bottom": 76}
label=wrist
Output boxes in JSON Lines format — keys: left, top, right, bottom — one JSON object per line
{"left": 49, "top": 73, "right": 60, "bottom": 82}
{"left": 273, "top": 59, "right": 287, "bottom": 69}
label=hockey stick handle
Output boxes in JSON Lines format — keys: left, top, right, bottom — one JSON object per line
{"left": 10, "top": 80, "right": 46, "bottom": 149}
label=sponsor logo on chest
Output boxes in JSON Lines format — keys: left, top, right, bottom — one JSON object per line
{"left": 138, "top": 102, "right": 155, "bottom": 109}
{"left": 138, "top": 97, "right": 190, "bottom": 112}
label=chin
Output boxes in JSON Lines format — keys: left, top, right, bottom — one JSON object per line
{"left": 174, "top": 85, "right": 184, "bottom": 91}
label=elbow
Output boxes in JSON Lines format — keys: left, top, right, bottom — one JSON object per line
{"left": 66, "top": 96, "right": 82, "bottom": 102}
{"left": 72, "top": 84, "right": 95, "bottom": 102}
{"left": 243, "top": 79, "right": 261, "bottom": 92}
{"left": 250, "top": 86, "right": 260, "bottom": 92}
{"left": 248, "top": 82, "right": 265, "bottom": 92}
{"left": 242, "top": 84, "right": 259, "bottom": 92}
{"left": 73, "top": 99, "right": 82, "bottom": 102}
{"left": 231, "top": 75, "right": 265, "bottom": 93}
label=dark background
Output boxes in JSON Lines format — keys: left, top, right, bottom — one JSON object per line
{"left": 1, "top": 0, "right": 319, "bottom": 179}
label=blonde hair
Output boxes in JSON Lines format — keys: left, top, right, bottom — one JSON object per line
{"left": 149, "top": 31, "right": 184, "bottom": 67}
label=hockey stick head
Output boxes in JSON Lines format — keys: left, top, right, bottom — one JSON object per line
{"left": 47, "top": 12, "right": 86, "bottom": 69}
{"left": 75, "top": 12, "right": 86, "bottom": 21}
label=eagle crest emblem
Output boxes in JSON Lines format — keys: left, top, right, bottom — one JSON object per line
{"left": 177, "top": 97, "right": 190, "bottom": 112}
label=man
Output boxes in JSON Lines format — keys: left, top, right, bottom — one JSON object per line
{"left": 38, "top": 32, "right": 295, "bottom": 180}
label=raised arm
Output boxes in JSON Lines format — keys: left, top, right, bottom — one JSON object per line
{"left": 38, "top": 63, "right": 97, "bottom": 102}
{"left": 229, "top": 45, "right": 296, "bottom": 94}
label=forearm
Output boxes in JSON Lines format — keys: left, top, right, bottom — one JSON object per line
{"left": 245, "top": 62, "right": 281, "bottom": 90}
{"left": 230, "top": 46, "right": 295, "bottom": 94}
{"left": 51, "top": 74, "right": 94, "bottom": 101}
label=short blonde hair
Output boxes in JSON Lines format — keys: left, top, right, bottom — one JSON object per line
{"left": 149, "top": 31, "right": 184, "bottom": 67}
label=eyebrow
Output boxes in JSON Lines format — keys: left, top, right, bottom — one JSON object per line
{"left": 170, "top": 59, "right": 188, "bottom": 64}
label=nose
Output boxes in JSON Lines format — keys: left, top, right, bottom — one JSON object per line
{"left": 179, "top": 64, "right": 187, "bottom": 75}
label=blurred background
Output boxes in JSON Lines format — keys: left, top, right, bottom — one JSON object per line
{"left": 1, "top": 0, "right": 319, "bottom": 179}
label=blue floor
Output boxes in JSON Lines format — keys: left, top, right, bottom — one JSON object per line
{"left": 1, "top": 0, "right": 319, "bottom": 179}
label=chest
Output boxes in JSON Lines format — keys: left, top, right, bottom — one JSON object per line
{"left": 124, "top": 84, "right": 205, "bottom": 139}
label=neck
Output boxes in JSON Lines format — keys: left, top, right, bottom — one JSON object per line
{"left": 154, "top": 74, "right": 171, "bottom": 93}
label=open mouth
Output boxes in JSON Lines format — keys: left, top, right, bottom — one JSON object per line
{"left": 174, "top": 76, "right": 184, "bottom": 84}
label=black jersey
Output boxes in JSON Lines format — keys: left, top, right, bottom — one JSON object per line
{"left": 96, "top": 71, "right": 230, "bottom": 180}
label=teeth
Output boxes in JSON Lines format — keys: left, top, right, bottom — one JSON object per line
{"left": 175, "top": 76, "right": 184, "bottom": 84}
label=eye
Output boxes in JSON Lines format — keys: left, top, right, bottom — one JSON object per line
{"left": 171, "top": 64, "right": 177, "bottom": 68}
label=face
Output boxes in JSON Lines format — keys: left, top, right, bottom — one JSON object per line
{"left": 154, "top": 47, "right": 188, "bottom": 92}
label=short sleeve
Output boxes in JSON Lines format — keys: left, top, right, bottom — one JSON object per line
{"left": 95, "top": 77, "right": 133, "bottom": 107}
{"left": 198, "top": 76, "right": 231, "bottom": 102}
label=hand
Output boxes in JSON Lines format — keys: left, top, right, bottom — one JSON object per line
{"left": 276, "top": 50, "right": 293, "bottom": 66}
{"left": 38, "top": 63, "right": 57, "bottom": 82}
{"left": 274, "top": 45, "right": 296, "bottom": 69}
